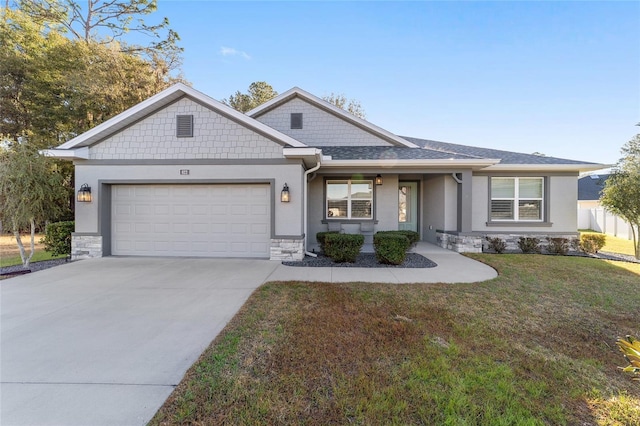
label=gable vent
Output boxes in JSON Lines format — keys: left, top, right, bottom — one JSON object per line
{"left": 290, "top": 113, "right": 303, "bottom": 129}
{"left": 176, "top": 115, "right": 194, "bottom": 138}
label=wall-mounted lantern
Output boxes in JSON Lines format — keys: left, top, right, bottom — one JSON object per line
{"left": 77, "top": 183, "right": 92, "bottom": 203}
{"left": 281, "top": 183, "right": 290, "bottom": 202}
{"left": 375, "top": 174, "right": 383, "bottom": 186}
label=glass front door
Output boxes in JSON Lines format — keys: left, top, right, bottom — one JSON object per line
{"left": 398, "top": 182, "right": 418, "bottom": 232}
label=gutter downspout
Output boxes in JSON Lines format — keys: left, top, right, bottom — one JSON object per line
{"left": 451, "top": 173, "right": 463, "bottom": 184}
{"left": 303, "top": 152, "right": 322, "bottom": 257}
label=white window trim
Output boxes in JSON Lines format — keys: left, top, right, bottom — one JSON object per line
{"left": 326, "top": 179, "right": 373, "bottom": 220}
{"left": 490, "top": 177, "right": 544, "bottom": 222}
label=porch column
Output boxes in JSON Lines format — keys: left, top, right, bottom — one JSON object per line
{"left": 457, "top": 170, "right": 473, "bottom": 233}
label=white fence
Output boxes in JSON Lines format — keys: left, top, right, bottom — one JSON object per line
{"left": 578, "top": 208, "right": 636, "bottom": 240}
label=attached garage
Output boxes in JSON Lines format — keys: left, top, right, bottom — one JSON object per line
{"left": 111, "top": 184, "right": 271, "bottom": 258}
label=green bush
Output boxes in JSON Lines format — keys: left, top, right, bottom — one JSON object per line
{"left": 546, "top": 237, "right": 569, "bottom": 255}
{"left": 374, "top": 233, "right": 410, "bottom": 265}
{"left": 486, "top": 236, "right": 506, "bottom": 254}
{"left": 518, "top": 237, "right": 541, "bottom": 254}
{"left": 324, "top": 233, "right": 364, "bottom": 263}
{"left": 377, "top": 230, "right": 420, "bottom": 247}
{"left": 316, "top": 231, "right": 339, "bottom": 252}
{"left": 41, "top": 221, "right": 74, "bottom": 256}
{"left": 580, "top": 234, "right": 606, "bottom": 254}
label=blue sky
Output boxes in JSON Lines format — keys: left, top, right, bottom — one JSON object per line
{"left": 156, "top": 1, "right": 639, "bottom": 165}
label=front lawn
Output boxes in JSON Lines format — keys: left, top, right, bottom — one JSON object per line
{"left": 580, "top": 230, "right": 636, "bottom": 257}
{"left": 0, "top": 234, "right": 65, "bottom": 268}
{"left": 151, "top": 255, "right": 640, "bottom": 425}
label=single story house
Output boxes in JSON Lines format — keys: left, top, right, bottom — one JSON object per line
{"left": 46, "top": 83, "right": 603, "bottom": 260}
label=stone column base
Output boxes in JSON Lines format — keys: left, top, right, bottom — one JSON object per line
{"left": 71, "top": 234, "right": 103, "bottom": 259}
{"left": 436, "top": 232, "right": 483, "bottom": 253}
{"left": 270, "top": 238, "right": 305, "bottom": 261}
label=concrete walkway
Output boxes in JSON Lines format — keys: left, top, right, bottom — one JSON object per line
{"left": 267, "top": 242, "right": 498, "bottom": 283}
{"left": 1, "top": 245, "right": 495, "bottom": 426}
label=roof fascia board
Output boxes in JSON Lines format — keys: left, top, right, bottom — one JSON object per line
{"left": 321, "top": 159, "right": 500, "bottom": 168}
{"left": 485, "top": 163, "right": 607, "bottom": 173}
{"left": 282, "top": 147, "right": 323, "bottom": 157}
{"left": 56, "top": 83, "right": 306, "bottom": 150}
{"left": 247, "top": 87, "right": 419, "bottom": 148}
{"left": 41, "top": 147, "right": 89, "bottom": 160}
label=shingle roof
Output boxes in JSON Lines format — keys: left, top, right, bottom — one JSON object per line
{"left": 318, "top": 137, "right": 599, "bottom": 165}
{"left": 319, "top": 146, "right": 479, "bottom": 161}
{"left": 403, "top": 137, "right": 597, "bottom": 165}
{"left": 578, "top": 174, "right": 610, "bottom": 200}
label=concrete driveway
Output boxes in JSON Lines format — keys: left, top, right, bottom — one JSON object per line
{"left": 1, "top": 257, "right": 280, "bottom": 426}
{"left": 1, "top": 248, "right": 496, "bottom": 426}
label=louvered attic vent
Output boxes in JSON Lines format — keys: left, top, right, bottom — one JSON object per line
{"left": 176, "top": 115, "right": 194, "bottom": 137}
{"left": 290, "top": 113, "right": 303, "bottom": 129}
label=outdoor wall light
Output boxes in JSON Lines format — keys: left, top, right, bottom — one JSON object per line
{"left": 375, "top": 174, "right": 383, "bottom": 186}
{"left": 77, "top": 183, "right": 92, "bottom": 202}
{"left": 281, "top": 183, "right": 290, "bottom": 202}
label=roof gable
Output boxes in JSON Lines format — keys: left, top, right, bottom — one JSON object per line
{"left": 247, "top": 87, "right": 418, "bottom": 148}
{"left": 55, "top": 83, "right": 306, "bottom": 150}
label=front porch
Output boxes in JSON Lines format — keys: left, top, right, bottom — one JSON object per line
{"left": 307, "top": 171, "right": 477, "bottom": 253}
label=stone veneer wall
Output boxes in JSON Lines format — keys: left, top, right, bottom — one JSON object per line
{"left": 436, "top": 232, "right": 483, "bottom": 253}
{"left": 270, "top": 238, "right": 305, "bottom": 261}
{"left": 71, "top": 234, "right": 103, "bottom": 259}
{"left": 481, "top": 233, "right": 580, "bottom": 253}
{"left": 436, "top": 231, "right": 580, "bottom": 253}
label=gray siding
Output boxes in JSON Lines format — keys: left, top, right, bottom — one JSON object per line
{"left": 89, "top": 97, "right": 283, "bottom": 160}
{"left": 472, "top": 175, "right": 578, "bottom": 232}
{"left": 254, "top": 98, "right": 393, "bottom": 147}
{"left": 73, "top": 163, "right": 304, "bottom": 240}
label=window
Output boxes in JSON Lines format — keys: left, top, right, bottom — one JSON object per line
{"left": 176, "top": 115, "right": 194, "bottom": 137}
{"left": 290, "top": 113, "right": 303, "bottom": 129}
{"left": 490, "top": 177, "right": 544, "bottom": 221}
{"left": 326, "top": 179, "right": 373, "bottom": 219}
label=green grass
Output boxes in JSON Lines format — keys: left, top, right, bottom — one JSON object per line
{"left": 150, "top": 255, "right": 640, "bottom": 426}
{"left": 0, "top": 251, "right": 66, "bottom": 268}
{"left": 580, "top": 230, "right": 636, "bottom": 257}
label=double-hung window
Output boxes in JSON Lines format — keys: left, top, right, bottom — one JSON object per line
{"left": 490, "top": 177, "right": 544, "bottom": 221}
{"left": 326, "top": 179, "right": 373, "bottom": 219}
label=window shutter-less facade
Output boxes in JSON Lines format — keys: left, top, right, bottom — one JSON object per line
{"left": 176, "top": 115, "right": 194, "bottom": 137}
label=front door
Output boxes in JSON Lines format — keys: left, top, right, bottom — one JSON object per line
{"left": 398, "top": 182, "right": 418, "bottom": 232}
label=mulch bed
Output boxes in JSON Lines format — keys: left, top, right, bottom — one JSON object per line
{"left": 283, "top": 252, "right": 437, "bottom": 268}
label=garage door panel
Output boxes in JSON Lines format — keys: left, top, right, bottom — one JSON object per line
{"left": 112, "top": 184, "right": 270, "bottom": 257}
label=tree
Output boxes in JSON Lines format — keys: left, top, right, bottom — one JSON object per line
{"left": 322, "top": 93, "right": 366, "bottom": 119}
{"left": 223, "top": 82, "right": 278, "bottom": 113}
{"left": 222, "top": 82, "right": 368, "bottom": 119}
{"left": 1, "top": 7, "right": 181, "bottom": 148}
{"left": 16, "top": 0, "right": 182, "bottom": 70}
{"left": 600, "top": 134, "right": 640, "bottom": 259}
{"left": 0, "top": 141, "right": 70, "bottom": 268}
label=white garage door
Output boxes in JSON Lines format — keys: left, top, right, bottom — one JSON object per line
{"left": 112, "top": 184, "right": 270, "bottom": 258}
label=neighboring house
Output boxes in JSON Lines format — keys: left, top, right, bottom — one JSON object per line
{"left": 577, "top": 173, "right": 635, "bottom": 240}
{"left": 46, "top": 84, "right": 603, "bottom": 260}
{"left": 577, "top": 173, "right": 610, "bottom": 209}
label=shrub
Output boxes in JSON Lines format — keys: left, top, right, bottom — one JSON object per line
{"left": 546, "top": 237, "right": 569, "bottom": 255}
{"left": 374, "top": 233, "right": 410, "bottom": 265}
{"left": 580, "top": 234, "right": 606, "bottom": 254}
{"left": 316, "top": 231, "right": 339, "bottom": 253}
{"left": 41, "top": 221, "right": 74, "bottom": 256}
{"left": 376, "top": 230, "right": 420, "bottom": 247}
{"left": 486, "top": 237, "right": 506, "bottom": 254}
{"left": 518, "top": 237, "right": 541, "bottom": 254}
{"left": 323, "top": 233, "right": 364, "bottom": 263}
